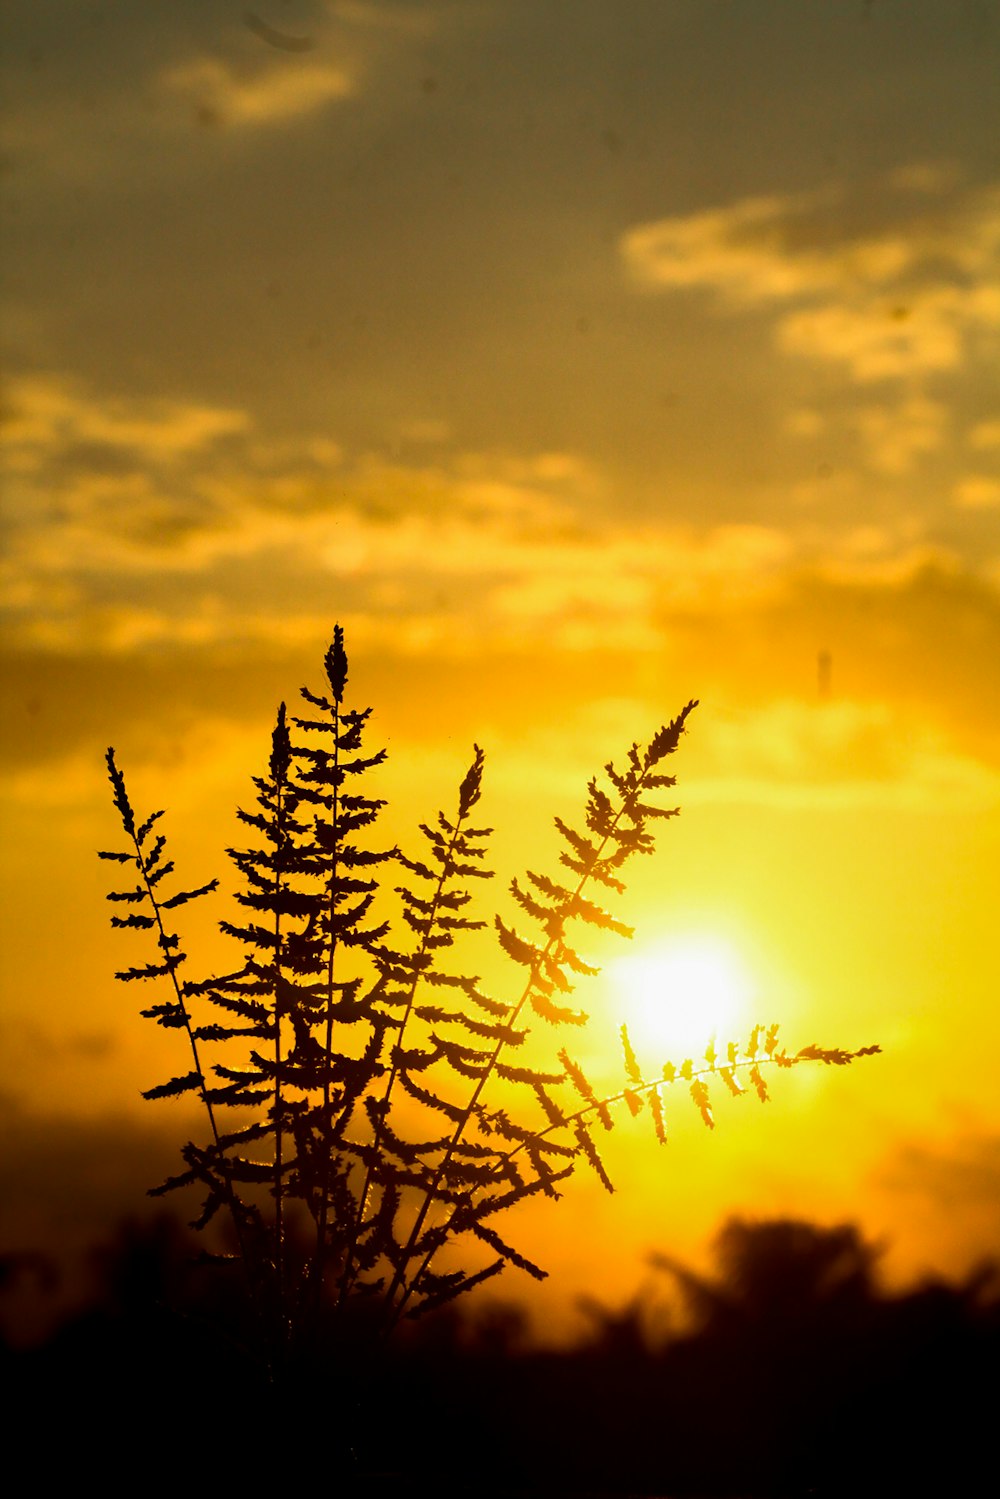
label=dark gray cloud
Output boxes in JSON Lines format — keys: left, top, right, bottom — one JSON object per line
{"left": 2, "top": 1, "right": 996, "bottom": 479}
{"left": 0, "top": 1098, "right": 183, "bottom": 1245}
{"left": 0, "top": 1018, "right": 115, "bottom": 1062}
{"left": 877, "top": 1128, "right": 1000, "bottom": 1264}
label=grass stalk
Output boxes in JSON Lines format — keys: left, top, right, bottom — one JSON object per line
{"left": 382, "top": 740, "right": 677, "bottom": 1328}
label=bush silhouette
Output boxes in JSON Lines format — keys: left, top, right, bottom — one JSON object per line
{"left": 100, "top": 627, "right": 877, "bottom": 1385}
{"left": 15, "top": 1212, "right": 995, "bottom": 1494}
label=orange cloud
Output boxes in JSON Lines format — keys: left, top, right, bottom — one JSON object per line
{"left": 1, "top": 376, "right": 249, "bottom": 465}
{"left": 161, "top": 54, "right": 354, "bottom": 127}
{"left": 621, "top": 175, "right": 1000, "bottom": 384}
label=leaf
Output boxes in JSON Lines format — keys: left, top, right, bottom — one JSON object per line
{"left": 140, "top": 1002, "right": 187, "bottom": 1029}
{"left": 621, "top": 1023, "right": 642, "bottom": 1085}
{"left": 105, "top": 748, "right": 135, "bottom": 837}
{"left": 472, "top": 1223, "right": 547, "bottom": 1281}
{"left": 796, "top": 1041, "right": 882, "bottom": 1066}
{"left": 690, "top": 1078, "right": 714, "bottom": 1129}
{"left": 719, "top": 1066, "right": 744, "bottom": 1097}
{"left": 191, "top": 1192, "right": 225, "bottom": 1231}
{"left": 568, "top": 892, "right": 632, "bottom": 937}
{"left": 270, "top": 701, "right": 291, "bottom": 783}
{"left": 161, "top": 880, "right": 219, "bottom": 909}
{"left": 397, "top": 1071, "right": 466, "bottom": 1122}
{"left": 559, "top": 944, "right": 600, "bottom": 978}
{"left": 148, "top": 1165, "right": 198, "bottom": 1197}
{"left": 410, "top": 1258, "right": 505, "bottom": 1316}
{"left": 116, "top": 961, "right": 177, "bottom": 982}
{"left": 494, "top": 915, "right": 537, "bottom": 968}
{"left": 559, "top": 1049, "right": 612, "bottom": 1128}
{"left": 136, "top": 809, "right": 165, "bottom": 847}
{"left": 526, "top": 870, "right": 572, "bottom": 903}
{"left": 495, "top": 1062, "right": 563, "bottom": 1086}
{"left": 749, "top": 1065, "right": 769, "bottom": 1102}
{"left": 648, "top": 1085, "right": 667, "bottom": 1144}
{"left": 643, "top": 701, "right": 698, "bottom": 768}
{"left": 574, "top": 1123, "right": 615, "bottom": 1194}
{"left": 192, "top": 1023, "right": 265, "bottom": 1042}
{"left": 142, "top": 1071, "right": 203, "bottom": 1101}
{"left": 458, "top": 744, "right": 485, "bottom": 818}
{"left": 325, "top": 623, "right": 348, "bottom": 703}
{"left": 553, "top": 817, "right": 598, "bottom": 869}
{"left": 529, "top": 989, "right": 586, "bottom": 1026}
{"left": 510, "top": 878, "right": 553, "bottom": 927}
{"left": 106, "top": 886, "right": 147, "bottom": 904}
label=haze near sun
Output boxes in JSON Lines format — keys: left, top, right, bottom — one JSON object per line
{"left": 610, "top": 936, "right": 755, "bottom": 1062}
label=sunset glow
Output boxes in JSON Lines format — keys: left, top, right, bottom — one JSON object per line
{"left": 1, "top": 4, "right": 998, "bottom": 1357}
{"left": 610, "top": 937, "right": 754, "bottom": 1063}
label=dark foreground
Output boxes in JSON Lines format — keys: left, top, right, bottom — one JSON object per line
{"left": 4, "top": 1215, "right": 997, "bottom": 1497}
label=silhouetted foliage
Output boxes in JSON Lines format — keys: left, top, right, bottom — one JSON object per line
{"left": 99, "top": 628, "right": 877, "bottom": 1393}
{"left": 6, "top": 1213, "right": 996, "bottom": 1494}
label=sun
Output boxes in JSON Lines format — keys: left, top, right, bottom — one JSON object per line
{"left": 608, "top": 935, "right": 754, "bottom": 1062}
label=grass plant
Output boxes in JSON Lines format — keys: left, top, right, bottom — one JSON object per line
{"left": 100, "top": 627, "right": 877, "bottom": 1384}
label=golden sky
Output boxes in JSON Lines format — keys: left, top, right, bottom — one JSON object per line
{"left": 1, "top": 0, "right": 998, "bottom": 1333}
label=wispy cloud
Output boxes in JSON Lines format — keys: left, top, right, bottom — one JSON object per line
{"left": 688, "top": 700, "right": 1000, "bottom": 814}
{"left": 777, "top": 283, "right": 998, "bottom": 382}
{"left": 969, "top": 420, "right": 1000, "bottom": 451}
{"left": 953, "top": 475, "right": 1000, "bottom": 510}
{"left": 1, "top": 376, "right": 249, "bottom": 467}
{"left": 622, "top": 174, "right": 1000, "bottom": 384}
{"left": 161, "top": 53, "right": 354, "bottom": 128}
{"left": 326, "top": 0, "right": 442, "bottom": 35}
{"left": 6, "top": 371, "right": 997, "bottom": 663}
{"left": 851, "top": 396, "right": 947, "bottom": 477}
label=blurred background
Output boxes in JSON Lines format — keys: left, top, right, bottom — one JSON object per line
{"left": 1, "top": 1, "right": 998, "bottom": 1372}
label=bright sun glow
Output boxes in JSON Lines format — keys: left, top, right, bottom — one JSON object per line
{"left": 609, "top": 937, "right": 755, "bottom": 1062}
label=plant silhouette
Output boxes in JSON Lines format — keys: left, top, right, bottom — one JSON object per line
{"left": 100, "top": 627, "right": 878, "bottom": 1380}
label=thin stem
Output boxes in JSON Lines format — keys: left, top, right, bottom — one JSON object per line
{"left": 383, "top": 768, "right": 653, "bottom": 1327}
{"left": 313, "top": 699, "right": 341, "bottom": 1294}
{"left": 484, "top": 1054, "right": 769, "bottom": 1175}
{"left": 271, "top": 774, "right": 289, "bottom": 1343}
{"left": 413, "top": 1040, "right": 878, "bottom": 1276}
{"left": 133, "top": 832, "right": 223, "bottom": 1152}
{"left": 337, "top": 809, "right": 466, "bottom": 1307}
{"left": 108, "top": 759, "right": 253, "bottom": 1280}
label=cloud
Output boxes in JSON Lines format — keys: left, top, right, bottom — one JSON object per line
{"left": 875, "top": 1129, "right": 1000, "bottom": 1274}
{"left": 161, "top": 53, "right": 354, "bottom": 128}
{"left": 0, "top": 1102, "right": 190, "bottom": 1254}
{"left": 0, "top": 376, "right": 797, "bottom": 645}
{"left": 969, "top": 420, "right": 1000, "bottom": 451}
{"left": 688, "top": 699, "right": 1000, "bottom": 814}
{"left": 954, "top": 475, "right": 1000, "bottom": 510}
{"left": 621, "top": 175, "right": 1000, "bottom": 384}
{"left": 1, "top": 376, "right": 249, "bottom": 468}
{"left": 0, "top": 1019, "right": 114, "bottom": 1066}
{"left": 326, "top": 1, "right": 441, "bottom": 34}
{"left": 882, "top": 1131, "right": 1000, "bottom": 1217}
{"left": 624, "top": 188, "right": 858, "bottom": 303}
{"left": 777, "top": 285, "right": 996, "bottom": 382}
{"left": 785, "top": 409, "right": 825, "bottom": 439}
{"left": 851, "top": 396, "right": 947, "bottom": 476}
{"left": 398, "top": 418, "right": 453, "bottom": 445}
{"left": 4, "top": 374, "right": 999, "bottom": 710}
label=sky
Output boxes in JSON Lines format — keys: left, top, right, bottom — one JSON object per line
{"left": 1, "top": 0, "right": 999, "bottom": 1337}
